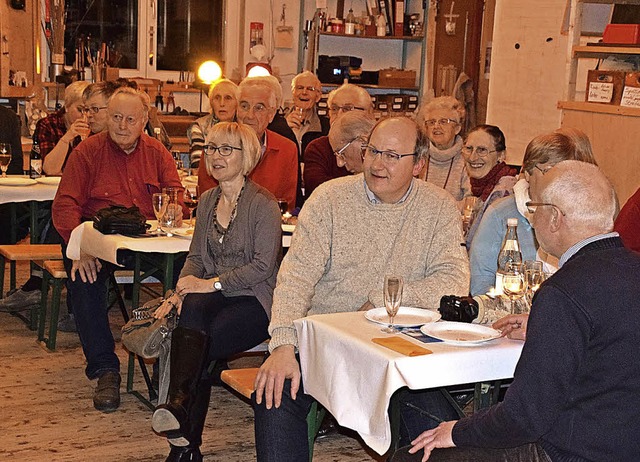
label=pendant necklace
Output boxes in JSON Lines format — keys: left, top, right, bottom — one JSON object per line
{"left": 213, "top": 179, "right": 246, "bottom": 244}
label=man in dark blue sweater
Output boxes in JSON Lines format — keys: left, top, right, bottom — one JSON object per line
{"left": 393, "top": 160, "right": 640, "bottom": 462}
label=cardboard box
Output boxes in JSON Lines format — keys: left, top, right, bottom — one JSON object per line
{"left": 585, "top": 70, "right": 626, "bottom": 105}
{"left": 603, "top": 24, "right": 640, "bottom": 45}
{"left": 378, "top": 68, "right": 416, "bottom": 88}
{"left": 621, "top": 72, "right": 640, "bottom": 108}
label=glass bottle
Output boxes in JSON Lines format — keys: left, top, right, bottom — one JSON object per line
{"left": 30, "top": 139, "right": 42, "bottom": 179}
{"left": 345, "top": 8, "right": 356, "bottom": 35}
{"left": 495, "top": 218, "right": 522, "bottom": 295}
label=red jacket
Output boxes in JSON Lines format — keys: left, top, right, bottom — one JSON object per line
{"left": 302, "top": 136, "right": 349, "bottom": 198}
{"left": 614, "top": 187, "right": 640, "bottom": 252}
{"left": 198, "top": 129, "right": 298, "bottom": 212}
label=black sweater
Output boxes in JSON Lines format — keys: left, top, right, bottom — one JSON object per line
{"left": 453, "top": 237, "right": 640, "bottom": 461}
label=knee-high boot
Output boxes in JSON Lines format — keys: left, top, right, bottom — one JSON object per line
{"left": 152, "top": 326, "right": 210, "bottom": 447}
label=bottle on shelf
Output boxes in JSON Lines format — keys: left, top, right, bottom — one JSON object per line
{"left": 495, "top": 218, "right": 522, "bottom": 295}
{"left": 30, "top": 139, "right": 42, "bottom": 179}
{"left": 345, "top": 9, "right": 356, "bottom": 35}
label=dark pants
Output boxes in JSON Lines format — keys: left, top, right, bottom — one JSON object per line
{"left": 178, "top": 291, "right": 270, "bottom": 361}
{"left": 62, "top": 247, "right": 184, "bottom": 380}
{"left": 391, "top": 442, "right": 551, "bottom": 462}
{"left": 174, "top": 291, "right": 270, "bottom": 447}
{"left": 253, "top": 377, "right": 317, "bottom": 462}
{"left": 252, "top": 374, "right": 460, "bottom": 460}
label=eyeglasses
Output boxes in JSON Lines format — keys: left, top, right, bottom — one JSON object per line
{"left": 238, "top": 101, "right": 271, "bottom": 114}
{"left": 425, "top": 118, "right": 458, "bottom": 127}
{"left": 204, "top": 144, "right": 242, "bottom": 157}
{"left": 525, "top": 201, "right": 566, "bottom": 216}
{"left": 333, "top": 137, "right": 361, "bottom": 158}
{"left": 328, "top": 104, "right": 366, "bottom": 114}
{"left": 532, "top": 164, "right": 553, "bottom": 175}
{"left": 462, "top": 145, "right": 497, "bottom": 157}
{"left": 110, "top": 113, "right": 143, "bottom": 126}
{"left": 81, "top": 105, "right": 108, "bottom": 115}
{"left": 362, "top": 144, "right": 417, "bottom": 163}
{"left": 294, "top": 85, "right": 318, "bottom": 92}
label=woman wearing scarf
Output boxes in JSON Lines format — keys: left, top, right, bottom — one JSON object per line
{"left": 463, "top": 125, "right": 518, "bottom": 246}
{"left": 416, "top": 96, "right": 471, "bottom": 203}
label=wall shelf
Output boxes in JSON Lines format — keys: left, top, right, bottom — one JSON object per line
{"left": 574, "top": 45, "right": 640, "bottom": 55}
{"left": 558, "top": 100, "right": 640, "bottom": 116}
{"left": 318, "top": 31, "right": 423, "bottom": 41}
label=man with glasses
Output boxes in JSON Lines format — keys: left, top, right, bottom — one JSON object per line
{"left": 303, "top": 83, "right": 374, "bottom": 197}
{"left": 469, "top": 130, "right": 597, "bottom": 296}
{"left": 253, "top": 117, "right": 470, "bottom": 461}
{"left": 198, "top": 75, "right": 298, "bottom": 213}
{"left": 394, "top": 160, "right": 640, "bottom": 462}
{"left": 52, "top": 87, "right": 186, "bottom": 413}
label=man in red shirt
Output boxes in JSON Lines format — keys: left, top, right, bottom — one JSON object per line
{"left": 198, "top": 75, "right": 298, "bottom": 212}
{"left": 614, "top": 186, "right": 640, "bottom": 253}
{"left": 52, "top": 87, "right": 185, "bottom": 413}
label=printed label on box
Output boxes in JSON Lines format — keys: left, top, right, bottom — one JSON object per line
{"left": 620, "top": 86, "right": 640, "bottom": 108}
{"left": 587, "top": 82, "right": 614, "bottom": 103}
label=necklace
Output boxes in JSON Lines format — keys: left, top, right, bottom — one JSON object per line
{"left": 424, "top": 155, "right": 454, "bottom": 190}
{"left": 213, "top": 179, "right": 246, "bottom": 244}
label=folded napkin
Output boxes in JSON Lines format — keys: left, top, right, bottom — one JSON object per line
{"left": 372, "top": 337, "right": 433, "bottom": 357}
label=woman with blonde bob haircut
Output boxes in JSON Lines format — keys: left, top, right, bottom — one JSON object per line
{"left": 152, "top": 121, "right": 282, "bottom": 461}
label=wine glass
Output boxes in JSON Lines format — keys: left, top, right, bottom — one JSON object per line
{"left": 152, "top": 193, "right": 169, "bottom": 235}
{"left": 502, "top": 262, "right": 527, "bottom": 314}
{"left": 184, "top": 185, "right": 199, "bottom": 228}
{"left": 0, "top": 143, "right": 11, "bottom": 178}
{"left": 524, "top": 260, "right": 544, "bottom": 304}
{"left": 382, "top": 275, "right": 403, "bottom": 333}
{"left": 277, "top": 199, "right": 289, "bottom": 215}
{"left": 461, "top": 196, "right": 478, "bottom": 235}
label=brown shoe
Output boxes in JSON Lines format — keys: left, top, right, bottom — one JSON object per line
{"left": 93, "top": 371, "right": 121, "bottom": 412}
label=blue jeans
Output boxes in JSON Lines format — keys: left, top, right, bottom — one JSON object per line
{"left": 253, "top": 376, "right": 316, "bottom": 462}
{"left": 62, "top": 254, "right": 119, "bottom": 379}
{"left": 62, "top": 247, "right": 184, "bottom": 380}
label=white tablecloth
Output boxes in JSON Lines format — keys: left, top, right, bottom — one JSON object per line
{"left": 0, "top": 177, "right": 58, "bottom": 204}
{"left": 66, "top": 221, "right": 191, "bottom": 264}
{"left": 294, "top": 312, "right": 523, "bottom": 455}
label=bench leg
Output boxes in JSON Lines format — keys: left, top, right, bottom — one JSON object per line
{"left": 38, "top": 271, "right": 50, "bottom": 342}
{"left": 306, "top": 401, "right": 326, "bottom": 462}
{"left": 46, "top": 279, "right": 63, "bottom": 350}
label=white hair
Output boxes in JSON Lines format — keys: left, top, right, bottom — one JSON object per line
{"left": 239, "top": 75, "right": 283, "bottom": 109}
{"left": 541, "top": 160, "right": 617, "bottom": 234}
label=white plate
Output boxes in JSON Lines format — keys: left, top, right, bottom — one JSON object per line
{"left": 420, "top": 322, "right": 501, "bottom": 346}
{"left": 35, "top": 176, "right": 62, "bottom": 185}
{"left": 365, "top": 307, "right": 441, "bottom": 328}
{"left": 282, "top": 224, "right": 295, "bottom": 233}
{"left": 171, "top": 227, "right": 195, "bottom": 238}
{"left": 0, "top": 176, "right": 37, "bottom": 186}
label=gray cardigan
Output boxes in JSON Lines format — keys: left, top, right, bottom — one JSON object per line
{"left": 179, "top": 179, "right": 282, "bottom": 317}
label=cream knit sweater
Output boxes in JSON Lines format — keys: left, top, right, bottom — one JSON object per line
{"left": 268, "top": 174, "right": 470, "bottom": 351}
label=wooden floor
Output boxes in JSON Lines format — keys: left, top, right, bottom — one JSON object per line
{"left": 0, "top": 261, "right": 385, "bottom": 461}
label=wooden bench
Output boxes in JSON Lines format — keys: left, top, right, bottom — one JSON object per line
{"left": 220, "top": 367, "right": 325, "bottom": 461}
{"left": 0, "top": 244, "right": 63, "bottom": 329}
{"left": 37, "top": 260, "right": 68, "bottom": 351}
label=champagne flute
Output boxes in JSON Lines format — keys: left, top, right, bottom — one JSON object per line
{"left": 184, "top": 185, "right": 199, "bottom": 228}
{"left": 524, "top": 260, "right": 544, "bottom": 304}
{"left": 502, "top": 263, "right": 527, "bottom": 314}
{"left": 0, "top": 143, "right": 11, "bottom": 177}
{"left": 152, "top": 193, "right": 169, "bottom": 235}
{"left": 382, "top": 275, "right": 403, "bottom": 333}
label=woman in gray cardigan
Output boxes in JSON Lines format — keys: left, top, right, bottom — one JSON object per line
{"left": 151, "top": 122, "right": 282, "bottom": 462}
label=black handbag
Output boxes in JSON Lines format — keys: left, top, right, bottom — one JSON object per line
{"left": 92, "top": 205, "right": 151, "bottom": 236}
{"left": 121, "top": 293, "right": 179, "bottom": 359}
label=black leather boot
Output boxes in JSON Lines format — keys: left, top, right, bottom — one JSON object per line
{"left": 165, "top": 444, "right": 203, "bottom": 462}
{"left": 152, "top": 327, "right": 210, "bottom": 446}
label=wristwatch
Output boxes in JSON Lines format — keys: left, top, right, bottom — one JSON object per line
{"left": 213, "top": 278, "right": 222, "bottom": 291}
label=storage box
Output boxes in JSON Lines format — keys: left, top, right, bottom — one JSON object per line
{"left": 621, "top": 72, "right": 640, "bottom": 108}
{"left": 585, "top": 70, "right": 626, "bottom": 105}
{"left": 603, "top": 24, "right": 640, "bottom": 45}
{"left": 378, "top": 68, "right": 416, "bottom": 88}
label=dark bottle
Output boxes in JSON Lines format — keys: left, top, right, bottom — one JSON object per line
{"left": 30, "top": 139, "right": 42, "bottom": 179}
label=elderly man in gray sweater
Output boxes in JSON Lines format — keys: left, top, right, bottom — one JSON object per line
{"left": 253, "top": 117, "right": 470, "bottom": 461}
